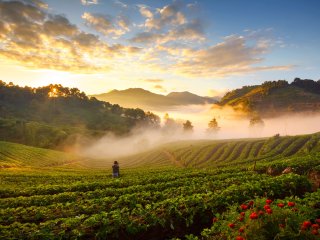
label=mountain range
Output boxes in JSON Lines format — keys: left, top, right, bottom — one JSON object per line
{"left": 92, "top": 88, "right": 218, "bottom": 110}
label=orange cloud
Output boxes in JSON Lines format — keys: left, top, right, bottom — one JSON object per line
{"left": 143, "top": 79, "right": 164, "bottom": 83}
{"left": 0, "top": 0, "right": 138, "bottom": 73}
{"left": 154, "top": 84, "right": 167, "bottom": 92}
{"left": 0, "top": 0, "right": 293, "bottom": 79}
{"left": 82, "top": 12, "right": 129, "bottom": 37}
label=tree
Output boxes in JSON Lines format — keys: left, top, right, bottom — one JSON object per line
{"left": 162, "top": 113, "right": 180, "bottom": 134}
{"left": 207, "top": 117, "right": 220, "bottom": 133}
{"left": 249, "top": 115, "right": 264, "bottom": 127}
{"left": 183, "top": 120, "right": 193, "bottom": 132}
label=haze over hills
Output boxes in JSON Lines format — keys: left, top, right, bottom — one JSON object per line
{"left": 92, "top": 88, "right": 218, "bottom": 110}
{"left": 218, "top": 78, "right": 320, "bottom": 117}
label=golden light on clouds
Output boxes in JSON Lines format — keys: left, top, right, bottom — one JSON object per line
{"left": 0, "top": 0, "right": 293, "bottom": 88}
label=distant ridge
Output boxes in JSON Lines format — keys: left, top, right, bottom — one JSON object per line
{"left": 217, "top": 78, "right": 320, "bottom": 117}
{"left": 92, "top": 88, "right": 218, "bottom": 110}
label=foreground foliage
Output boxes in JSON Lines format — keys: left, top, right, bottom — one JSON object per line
{"left": 1, "top": 161, "right": 319, "bottom": 239}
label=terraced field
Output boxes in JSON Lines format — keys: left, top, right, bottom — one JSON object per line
{"left": 1, "top": 166, "right": 319, "bottom": 239}
{"left": 1, "top": 133, "right": 320, "bottom": 239}
{"left": 0, "top": 141, "right": 82, "bottom": 168}
{"left": 118, "top": 133, "right": 320, "bottom": 169}
{"left": 1, "top": 133, "right": 320, "bottom": 169}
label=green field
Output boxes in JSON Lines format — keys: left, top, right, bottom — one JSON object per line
{"left": 1, "top": 133, "right": 320, "bottom": 239}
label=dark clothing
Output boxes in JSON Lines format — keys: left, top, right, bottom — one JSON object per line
{"left": 112, "top": 164, "right": 120, "bottom": 177}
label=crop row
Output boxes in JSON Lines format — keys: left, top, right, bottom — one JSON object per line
{"left": 0, "top": 173, "right": 311, "bottom": 239}
{"left": 0, "top": 174, "right": 271, "bottom": 225}
{"left": 0, "top": 172, "right": 265, "bottom": 211}
{"left": 0, "top": 170, "right": 225, "bottom": 198}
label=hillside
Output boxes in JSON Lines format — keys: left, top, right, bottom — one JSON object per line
{"left": 116, "top": 132, "right": 320, "bottom": 169}
{"left": 1, "top": 133, "right": 320, "bottom": 239}
{"left": 0, "top": 141, "right": 81, "bottom": 168}
{"left": 2, "top": 132, "right": 320, "bottom": 170}
{"left": 92, "top": 88, "right": 217, "bottom": 110}
{"left": 0, "top": 81, "right": 160, "bottom": 149}
{"left": 218, "top": 78, "right": 320, "bottom": 117}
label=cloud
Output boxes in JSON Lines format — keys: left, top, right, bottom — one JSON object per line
{"left": 43, "top": 15, "right": 78, "bottom": 36}
{"left": 138, "top": 5, "right": 153, "bottom": 18}
{"left": 187, "top": 2, "right": 198, "bottom": 9}
{"left": 81, "top": 0, "right": 98, "bottom": 6}
{"left": 0, "top": 0, "right": 138, "bottom": 73}
{"left": 130, "top": 32, "right": 162, "bottom": 44}
{"left": 0, "top": 0, "right": 292, "bottom": 79}
{"left": 130, "top": 19, "right": 204, "bottom": 44}
{"left": 154, "top": 84, "right": 167, "bottom": 92}
{"left": 82, "top": 12, "right": 128, "bottom": 37}
{"left": 114, "top": 0, "right": 127, "bottom": 8}
{"left": 143, "top": 79, "right": 164, "bottom": 83}
{"left": 139, "top": 2, "right": 186, "bottom": 30}
{"left": 117, "top": 15, "right": 130, "bottom": 32}
{"left": 22, "top": 0, "right": 48, "bottom": 9}
{"left": 82, "top": 12, "right": 126, "bottom": 36}
{"left": 170, "top": 35, "right": 293, "bottom": 77}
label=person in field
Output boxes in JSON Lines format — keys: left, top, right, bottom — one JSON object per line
{"left": 112, "top": 161, "right": 120, "bottom": 178}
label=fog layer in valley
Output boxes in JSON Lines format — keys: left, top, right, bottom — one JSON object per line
{"left": 81, "top": 104, "right": 320, "bottom": 159}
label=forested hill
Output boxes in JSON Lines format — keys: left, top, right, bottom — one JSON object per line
{"left": 0, "top": 81, "right": 160, "bottom": 149}
{"left": 218, "top": 78, "right": 320, "bottom": 117}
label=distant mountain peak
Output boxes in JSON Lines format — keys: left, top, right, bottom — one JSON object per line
{"left": 92, "top": 88, "right": 218, "bottom": 110}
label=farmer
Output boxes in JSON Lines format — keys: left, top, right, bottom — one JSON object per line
{"left": 112, "top": 161, "right": 120, "bottom": 178}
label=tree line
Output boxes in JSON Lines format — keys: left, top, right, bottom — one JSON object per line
{"left": 0, "top": 81, "right": 160, "bottom": 149}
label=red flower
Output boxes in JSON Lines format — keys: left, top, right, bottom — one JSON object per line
{"left": 312, "top": 224, "right": 319, "bottom": 230}
{"left": 239, "top": 227, "right": 245, "bottom": 233}
{"left": 250, "top": 212, "right": 258, "bottom": 219}
{"left": 301, "top": 225, "right": 307, "bottom": 231}
{"left": 240, "top": 212, "right": 245, "bottom": 216}
{"left": 248, "top": 200, "right": 254, "bottom": 206}
{"left": 238, "top": 217, "right": 244, "bottom": 222}
{"left": 316, "top": 219, "right": 320, "bottom": 224}
{"left": 311, "top": 229, "right": 319, "bottom": 235}
{"left": 266, "top": 199, "right": 273, "bottom": 205}
{"left": 228, "top": 223, "right": 236, "bottom": 229}
{"left": 266, "top": 208, "right": 273, "bottom": 214}
{"left": 258, "top": 210, "right": 265, "bottom": 216}
{"left": 287, "top": 202, "right": 295, "bottom": 207}
{"left": 277, "top": 203, "right": 284, "bottom": 208}
{"left": 302, "top": 221, "right": 312, "bottom": 228}
{"left": 236, "top": 236, "right": 245, "bottom": 240}
{"left": 264, "top": 205, "right": 271, "bottom": 210}
{"left": 279, "top": 224, "right": 285, "bottom": 228}
{"left": 240, "top": 204, "right": 248, "bottom": 210}
{"left": 212, "top": 217, "right": 218, "bottom": 223}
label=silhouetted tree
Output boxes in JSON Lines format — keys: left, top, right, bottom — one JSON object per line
{"left": 207, "top": 117, "right": 220, "bottom": 133}
{"left": 183, "top": 120, "right": 193, "bottom": 132}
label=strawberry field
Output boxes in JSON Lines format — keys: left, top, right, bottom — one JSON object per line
{"left": 1, "top": 162, "right": 319, "bottom": 239}
{"left": 1, "top": 133, "right": 320, "bottom": 239}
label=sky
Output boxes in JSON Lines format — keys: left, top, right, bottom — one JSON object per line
{"left": 0, "top": 0, "right": 319, "bottom": 96}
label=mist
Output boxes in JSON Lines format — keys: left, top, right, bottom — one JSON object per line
{"left": 80, "top": 104, "right": 320, "bottom": 159}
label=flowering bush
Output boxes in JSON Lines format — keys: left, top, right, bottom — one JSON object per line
{"left": 201, "top": 197, "right": 320, "bottom": 240}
